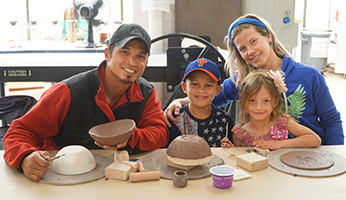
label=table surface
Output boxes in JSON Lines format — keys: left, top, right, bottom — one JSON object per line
{"left": 1, "top": 146, "right": 346, "bottom": 200}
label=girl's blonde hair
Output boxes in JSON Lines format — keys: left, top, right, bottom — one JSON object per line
{"left": 224, "top": 14, "right": 290, "bottom": 87}
{"left": 238, "top": 70, "right": 283, "bottom": 125}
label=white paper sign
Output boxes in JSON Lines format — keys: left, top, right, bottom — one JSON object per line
{"left": 141, "top": 0, "right": 170, "bottom": 12}
{"left": 310, "top": 37, "right": 330, "bottom": 58}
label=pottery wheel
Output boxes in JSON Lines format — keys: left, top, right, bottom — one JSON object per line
{"left": 268, "top": 148, "right": 346, "bottom": 177}
{"left": 141, "top": 149, "right": 224, "bottom": 180}
{"left": 40, "top": 154, "right": 113, "bottom": 185}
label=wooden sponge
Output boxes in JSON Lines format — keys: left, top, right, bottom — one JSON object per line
{"left": 236, "top": 152, "right": 268, "bottom": 172}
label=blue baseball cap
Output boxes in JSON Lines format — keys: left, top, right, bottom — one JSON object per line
{"left": 183, "top": 58, "right": 221, "bottom": 84}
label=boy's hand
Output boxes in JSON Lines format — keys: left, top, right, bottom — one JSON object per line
{"left": 221, "top": 137, "right": 234, "bottom": 148}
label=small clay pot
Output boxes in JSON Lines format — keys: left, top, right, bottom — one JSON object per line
{"left": 173, "top": 170, "right": 188, "bottom": 187}
{"left": 9, "top": 21, "right": 17, "bottom": 26}
{"left": 31, "top": 21, "right": 37, "bottom": 25}
{"left": 52, "top": 20, "right": 58, "bottom": 25}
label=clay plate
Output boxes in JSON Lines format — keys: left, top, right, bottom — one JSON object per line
{"left": 40, "top": 154, "right": 113, "bottom": 185}
{"left": 268, "top": 148, "right": 346, "bottom": 177}
{"left": 280, "top": 150, "right": 335, "bottom": 170}
{"left": 89, "top": 119, "right": 136, "bottom": 146}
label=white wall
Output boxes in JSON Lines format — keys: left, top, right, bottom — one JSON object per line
{"left": 0, "top": 0, "right": 124, "bottom": 41}
{"left": 335, "top": 0, "right": 346, "bottom": 74}
{"left": 242, "top": 0, "right": 299, "bottom": 54}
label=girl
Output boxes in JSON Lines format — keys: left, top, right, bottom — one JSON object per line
{"left": 164, "top": 14, "right": 343, "bottom": 145}
{"left": 232, "top": 70, "right": 321, "bottom": 149}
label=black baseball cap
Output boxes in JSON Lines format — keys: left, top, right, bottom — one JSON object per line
{"left": 107, "top": 23, "right": 151, "bottom": 53}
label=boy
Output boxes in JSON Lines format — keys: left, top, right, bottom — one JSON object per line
{"left": 168, "top": 58, "right": 234, "bottom": 148}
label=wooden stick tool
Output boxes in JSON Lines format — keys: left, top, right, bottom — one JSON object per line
{"left": 47, "top": 154, "right": 66, "bottom": 161}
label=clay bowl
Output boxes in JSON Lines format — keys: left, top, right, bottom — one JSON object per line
{"left": 31, "top": 21, "right": 37, "bottom": 25}
{"left": 52, "top": 145, "right": 96, "bottom": 175}
{"left": 9, "top": 21, "right": 17, "bottom": 26}
{"left": 89, "top": 119, "right": 136, "bottom": 146}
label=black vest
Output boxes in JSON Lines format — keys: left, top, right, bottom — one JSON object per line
{"left": 52, "top": 67, "right": 154, "bottom": 153}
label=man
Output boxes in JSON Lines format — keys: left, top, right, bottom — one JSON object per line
{"left": 4, "top": 23, "right": 169, "bottom": 181}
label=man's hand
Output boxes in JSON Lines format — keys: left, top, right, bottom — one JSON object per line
{"left": 164, "top": 99, "right": 183, "bottom": 128}
{"left": 21, "top": 151, "right": 51, "bottom": 181}
{"left": 95, "top": 140, "right": 128, "bottom": 150}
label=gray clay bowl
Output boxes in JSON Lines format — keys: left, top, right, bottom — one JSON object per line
{"left": 89, "top": 119, "right": 136, "bottom": 146}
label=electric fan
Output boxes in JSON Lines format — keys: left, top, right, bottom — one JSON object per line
{"left": 72, "top": 0, "right": 110, "bottom": 48}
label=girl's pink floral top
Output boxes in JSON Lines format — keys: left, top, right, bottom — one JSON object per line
{"left": 232, "top": 114, "right": 289, "bottom": 147}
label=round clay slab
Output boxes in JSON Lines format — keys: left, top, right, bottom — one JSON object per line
{"left": 40, "top": 154, "right": 113, "bottom": 185}
{"left": 280, "top": 151, "right": 334, "bottom": 170}
{"left": 268, "top": 148, "right": 346, "bottom": 177}
{"left": 141, "top": 149, "right": 224, "bottom": 180}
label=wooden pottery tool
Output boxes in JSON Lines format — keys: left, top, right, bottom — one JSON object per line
{"left": 129, "top": 160, "right": 160, "bottom": 182}
{"left": 47, "top": 153, "right": 66, "bottom": 161}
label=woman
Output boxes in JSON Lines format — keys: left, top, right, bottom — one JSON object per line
{"left": 164, "top": 14, "right": 344, "bottom": 145}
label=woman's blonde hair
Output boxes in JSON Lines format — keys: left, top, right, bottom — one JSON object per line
{"left": 64, "top": 6, "right": 79, "bottom": 20}
{"left": 224, "top": 14, "right": 290, "bottom": 87}
{"left": 238, "top": 70, "right": 283, "bottom": 125}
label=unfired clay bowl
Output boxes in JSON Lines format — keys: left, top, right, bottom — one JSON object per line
{"left": 88, "top": 119, "right": 136, "bottom": 146}
{"left": 9, "top": 21, "right": 17, "bottom": 26}
{"left": 52, "top": 145, "right": 96, "bottom": 175}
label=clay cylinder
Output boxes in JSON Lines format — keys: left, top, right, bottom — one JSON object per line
{"left": 129, "top": 171, "right": 161, "bottom": 182}
{"left": 136, "top": 160, "right": 146, "bottom": 172}
{"left": 173, "top": 170, "right": 188, "bottom": 187}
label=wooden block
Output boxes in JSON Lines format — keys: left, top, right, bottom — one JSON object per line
{"left": 166, "top": 158, "right": 196, "bottom": 171}
{"left": 105, "top": 162, "right": 131, "bottom": 181}
{"left": 236, "top": 152, "right": 268, "bottom": 172}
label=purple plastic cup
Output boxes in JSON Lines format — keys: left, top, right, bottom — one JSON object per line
{"left": 209, "top": 165, "right": 236, "bottom": 189}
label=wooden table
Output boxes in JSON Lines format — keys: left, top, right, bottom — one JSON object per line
{"left": 1, "top": 146, "right": 346, "bottom": 200}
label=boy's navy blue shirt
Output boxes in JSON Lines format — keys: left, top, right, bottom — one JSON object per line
{"left": 168, "top": 104, "right": 234, "bottom": 147}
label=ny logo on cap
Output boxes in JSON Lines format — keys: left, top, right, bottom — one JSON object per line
{"left": 130, "top": 29, "right": 143, "bottom": 37}
{"left": 197, "top": 58, "right": 207, "bottom": 67}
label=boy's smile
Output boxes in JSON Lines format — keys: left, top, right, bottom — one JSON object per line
{"left": 182, "top": 71, "right": 222, "bottom": 119}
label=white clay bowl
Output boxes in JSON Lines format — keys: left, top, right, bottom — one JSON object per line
{"left": 52, "top": 145, "right": 96, "bottom": 175}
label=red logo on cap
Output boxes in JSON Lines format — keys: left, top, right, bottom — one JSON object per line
{"left": 197, "top": 58, "right": 207, "bottom": 67}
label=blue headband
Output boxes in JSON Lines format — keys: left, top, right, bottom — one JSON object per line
{"left": 228, "top": 18, "right": 269, "bottom": 47}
